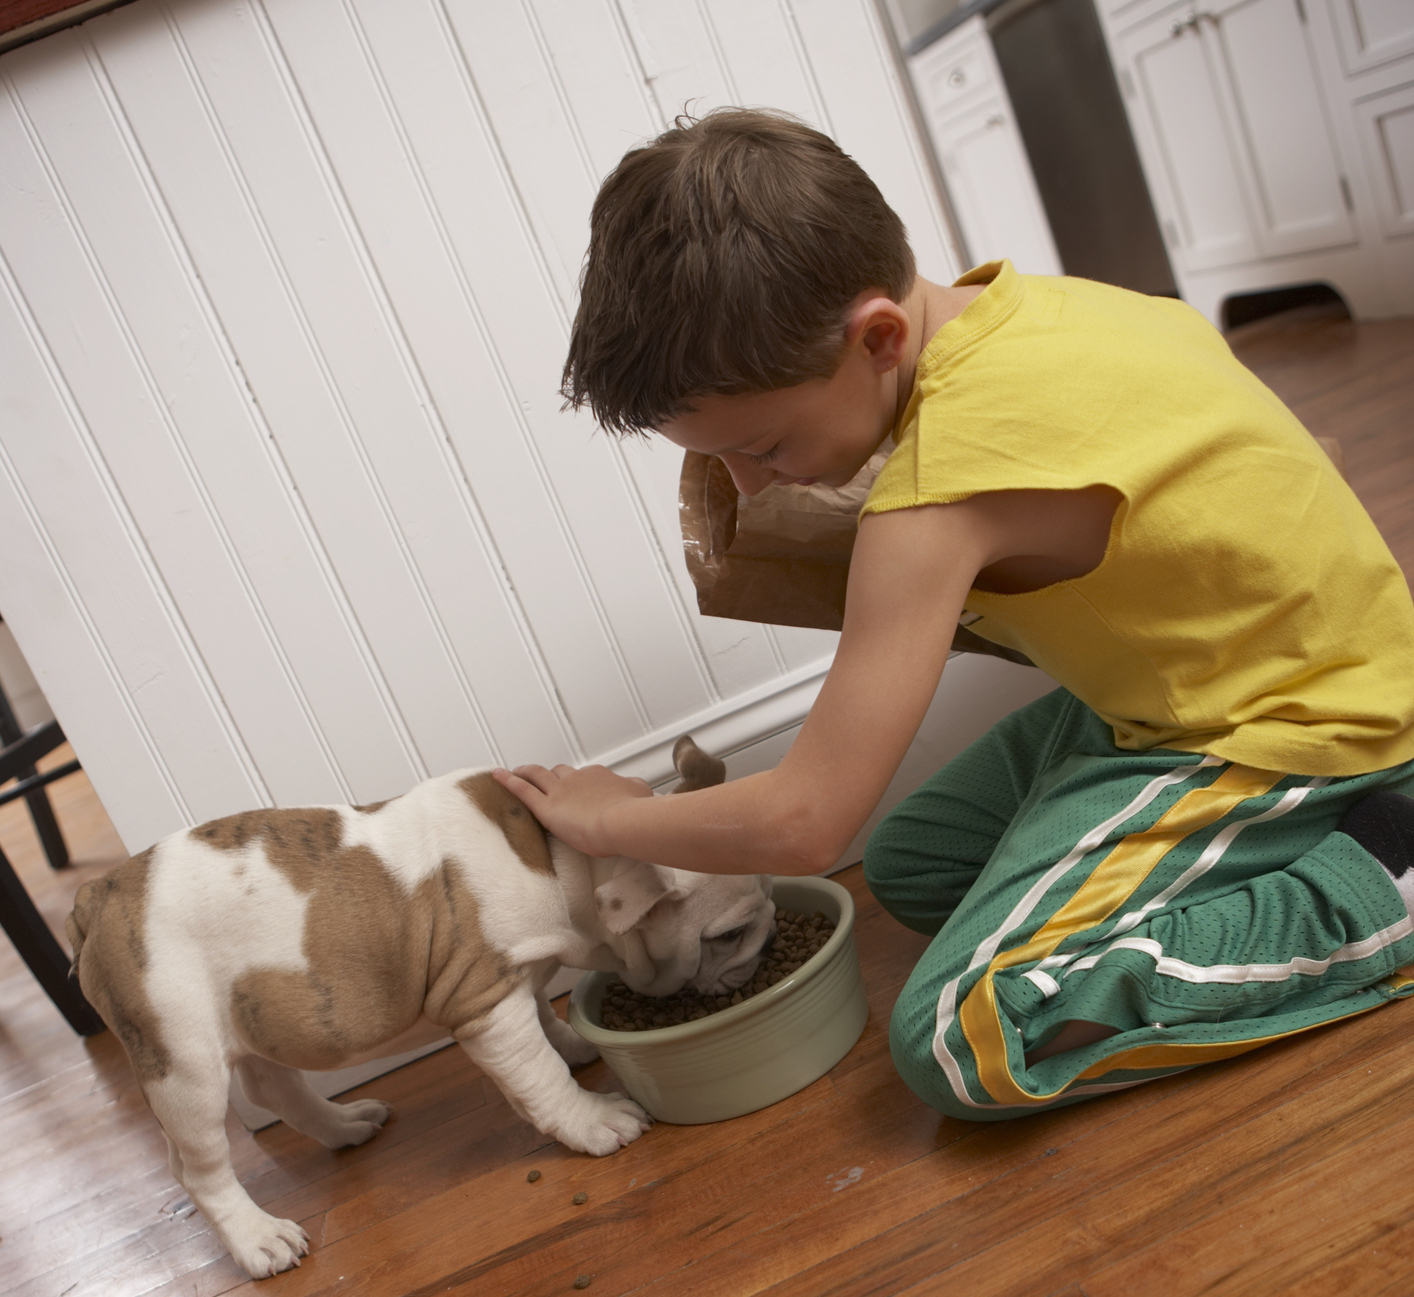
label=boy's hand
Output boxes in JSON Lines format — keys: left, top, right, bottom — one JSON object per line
{"left": 492, "top": 763, "right": 653, "bottom": 857}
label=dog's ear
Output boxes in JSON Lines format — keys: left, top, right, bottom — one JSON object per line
{"left": 672, "top": 734, "right": 726, "bottom": 794}
{"left": 594, "top": 861, "right": 686, "bottom": 935}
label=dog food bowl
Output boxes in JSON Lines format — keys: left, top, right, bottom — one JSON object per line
{"left": 568, "top": 875, "right": 867, "bottom": 1124}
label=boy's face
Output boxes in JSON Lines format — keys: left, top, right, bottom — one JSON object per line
{"left": 656, "top": 345, "right": 897, "bottom": 497}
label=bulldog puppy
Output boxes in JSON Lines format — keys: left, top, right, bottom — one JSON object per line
{"left": 66, "top": 735, "right": 772, "bottom": 1279}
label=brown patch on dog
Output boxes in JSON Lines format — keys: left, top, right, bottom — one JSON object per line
{"left": 229, "top": 840, "right": 431, "bottom": 1070}
{"left": 67, "top": 848, "right": 171, "bottom": 1083}
{"left": 672, "top": 734, "right": 726, "bottom": 793}
{"left": 192, "top": 807, "right": 345, "bottom": 889}
{"left": 459, "top": 772, "right": 553, "bottom": 875}
{"left": 353, "top": 799, "right": 389, "bottom": 814}
{"left": 424, "top": 860, "right": 522, "bottom": 1036}
{"left": 222, "top": 806, "right": 520, "bottom": 1067}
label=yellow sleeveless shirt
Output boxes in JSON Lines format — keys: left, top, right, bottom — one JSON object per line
{"left": 862, "top": 261, "right": 1414, "bottom": 777}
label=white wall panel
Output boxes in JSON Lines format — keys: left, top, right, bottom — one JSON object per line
{"left": 0, "top": 0, "right": 964, "bottom": 854}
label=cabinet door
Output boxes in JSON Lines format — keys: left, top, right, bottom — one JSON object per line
{"left": 930, "top": 95, "right": 1065, "bottom": 274}
{"left": 910, "top": 17, "right": 1062, "bottom": 275}
{"left": 1354, "top": 80, "right": 1414, "bottom": 240}
{"left": 1209, "top": 0, "right": 1356, "bottom": 257}
{"left": 1120, "top": 10, "right": 1262, "bottom": 271}
{"left": 1119, "top": 0, "right": 1355, "bottom": 271}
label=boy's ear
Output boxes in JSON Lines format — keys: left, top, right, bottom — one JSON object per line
{"left": 846, "top": 295, "right": 910, "bottom": 374}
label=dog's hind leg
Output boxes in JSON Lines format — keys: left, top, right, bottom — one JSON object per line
{"left": 144, "top": 1054, "right": 308, "bottom": 1279}
{"left": 234, "top": 1055, "right": 389, "bottom": 1149}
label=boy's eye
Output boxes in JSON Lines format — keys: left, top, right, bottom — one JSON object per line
{"left": 746, "top": 445, "right": 781, "bottom": 466}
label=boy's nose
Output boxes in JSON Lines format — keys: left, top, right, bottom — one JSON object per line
{"left": 718, "top": 452, "right": 777, "bottom": 497}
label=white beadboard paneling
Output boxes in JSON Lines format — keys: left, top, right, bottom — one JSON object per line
{"left": 699, "top": 0, "right": 824, "bottom": 122}
{"left": 8, "top": 34, "right": 359, "bottom": 811}
{"left": 0, "top": 0, "right": 991, "bottom": 868}
{"left": 619, "top": 0, "right": 735, "bottom": 121}
{"left": 162, "top": 0, "right": 562, "bottom": 779}
{"left": 792, "top": 0, "right": 964, "bottom": 282}
{"left": 420, "top": 0, "right": 725, "bottom": 737}
{"left": 341, "top": 0, "right": 719, "bottom": 747}
{"left": 0, "top": 89, "right": 263, "bottom": 832}
{"left": 0, "top": 447, "right": 188, "bottom": 852}
{"left": 232, "top": 0, "right": 660, "bottom": 763}
{"left": 87, "top": 12, "right": 459, "bottom": 805}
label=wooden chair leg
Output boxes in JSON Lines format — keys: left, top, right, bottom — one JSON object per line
{"left": 0, "top": 843, "right": 105, "bottom": 1036}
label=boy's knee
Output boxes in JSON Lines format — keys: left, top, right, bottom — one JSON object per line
{"left": 862, "top": 817, "right": 961, "bottom": 936}
{"left": 886, "top": 994, "right": 999, "bottom": 1121}
{"left": 862, "top": 821, "right": 937, "bottom": 936}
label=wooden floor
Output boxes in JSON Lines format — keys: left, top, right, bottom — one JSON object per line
{"left": 2, "top": 304, "right": 1412, "bottom": 1297}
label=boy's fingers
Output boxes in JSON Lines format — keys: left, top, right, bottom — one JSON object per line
{"left": 491, "top": 766, "right": 550, "bottom": 807}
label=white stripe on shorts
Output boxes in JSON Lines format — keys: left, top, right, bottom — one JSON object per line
{"left": 930, "top": 755, "right": 1223, "bottom": 1109}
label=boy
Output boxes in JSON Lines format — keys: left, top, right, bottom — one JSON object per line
{"left": 493, "top": 109, "right": 1414, "bottom": 1119}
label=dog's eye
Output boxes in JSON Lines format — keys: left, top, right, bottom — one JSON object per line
{"left": 712, "top": 925, "right": 747, "bottom": 944}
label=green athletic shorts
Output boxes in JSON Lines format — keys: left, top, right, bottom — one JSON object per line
{"left": 864, "top": 688, "right": 1414, "bottom": 1121}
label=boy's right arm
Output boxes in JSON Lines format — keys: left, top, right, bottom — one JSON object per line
{"left": 495, "top": 497, "right": 999, "bottom": 874}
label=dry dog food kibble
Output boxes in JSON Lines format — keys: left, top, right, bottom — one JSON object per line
{"left": 573, "top": 1278, "right": 591, "bottom": 1290}
{"left": 526, "top": 1169, "right": 541, "bottom": 1183}
{"left": 598, "top": 909, "right": 836, "bottom": 1031}
{"left": 572, "top": 1191, "right": 588, "bottom": 1205}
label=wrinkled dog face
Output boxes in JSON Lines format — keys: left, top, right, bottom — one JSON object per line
{"left": 591, "top": 734, "right": 777, "bottom": 998}
{"left": 595, "top": 862, "right": 776, "bottom": 997}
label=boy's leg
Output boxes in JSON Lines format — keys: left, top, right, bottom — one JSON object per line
{"left": 881, "top": 715, "right": 1414, "bottom": 1121}
{"left": 864, "top": 687, "right": 1090, "bottom": 936}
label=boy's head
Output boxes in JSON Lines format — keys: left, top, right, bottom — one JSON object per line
{"left": 562, "top": 108, "right": 915, "bottom": 443}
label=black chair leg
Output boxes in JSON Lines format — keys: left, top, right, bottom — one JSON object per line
{"left": 23, "top": 786, "right": 70, "bottom": 870}
{"left": 0, "top": 842, "right": 105, "bottom": 1036}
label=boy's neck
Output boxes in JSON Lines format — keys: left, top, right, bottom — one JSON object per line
{"left": 893, "top": 276, "right": 986, "bottom": 424}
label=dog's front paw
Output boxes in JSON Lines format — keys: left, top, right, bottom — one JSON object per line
{"left": 555, "top": 1090, "right": 652, "bottom": 1156}
{"left": 224, "top": 1209, "right": 309, "bottom": 1279}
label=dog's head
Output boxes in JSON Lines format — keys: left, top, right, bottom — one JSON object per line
{"left": 591, "top": 736, "right": 776, "bottom": 997}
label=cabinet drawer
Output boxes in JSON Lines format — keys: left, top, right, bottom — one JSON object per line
{"left": 910, "top": 19, "right": 996, "bottom": 119}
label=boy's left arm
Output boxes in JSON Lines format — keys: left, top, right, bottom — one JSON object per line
{"left": 493, "top": 498, "right": 996, "bottom": 875}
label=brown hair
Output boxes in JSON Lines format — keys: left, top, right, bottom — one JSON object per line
{"left": 562, "top": 108, "right": 915, "bottom": 437}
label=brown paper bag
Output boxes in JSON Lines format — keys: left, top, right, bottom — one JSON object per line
{"left": 679, "top": 450, "right": 1035, "bottom": 667}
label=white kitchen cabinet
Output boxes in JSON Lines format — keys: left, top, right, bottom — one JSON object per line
{"left": 1355, "top": 80, "right": 1414, "bottom": 239}
{"left": 1119, "top": 0, "right": 1356, "bottom": 265}
{"left": 909, "top": 17, "right": 1064, "bottom": 275}
{"left": 1098, "top": 0, "right": 1414, "bottom": 320}
{"left": 1327, "top": 0, "right": 1414, "bottom": 73}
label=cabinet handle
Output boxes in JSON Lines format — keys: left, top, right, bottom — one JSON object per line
{"left": 948, "top": 68, "right": 966, "bottom": 87}
{"left": 1170, "top": 10, "right": 1218, "bottom": 36}
{"left": 985, "top": 114, "right": 1005, "bottom": 128}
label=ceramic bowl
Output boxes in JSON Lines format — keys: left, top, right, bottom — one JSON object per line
{"left": 567, "top": 874, "right": 868, "bottom": 1124}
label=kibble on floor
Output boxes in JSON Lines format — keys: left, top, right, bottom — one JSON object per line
{"left": 572, "top": 1191, "right": 588, "bottom": 1205}
{"left": 598, "top": 909, "right": 836, "bottom": 1031}
{"left": 526, "top": 1169, "right": 541, "bottom": 1183}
